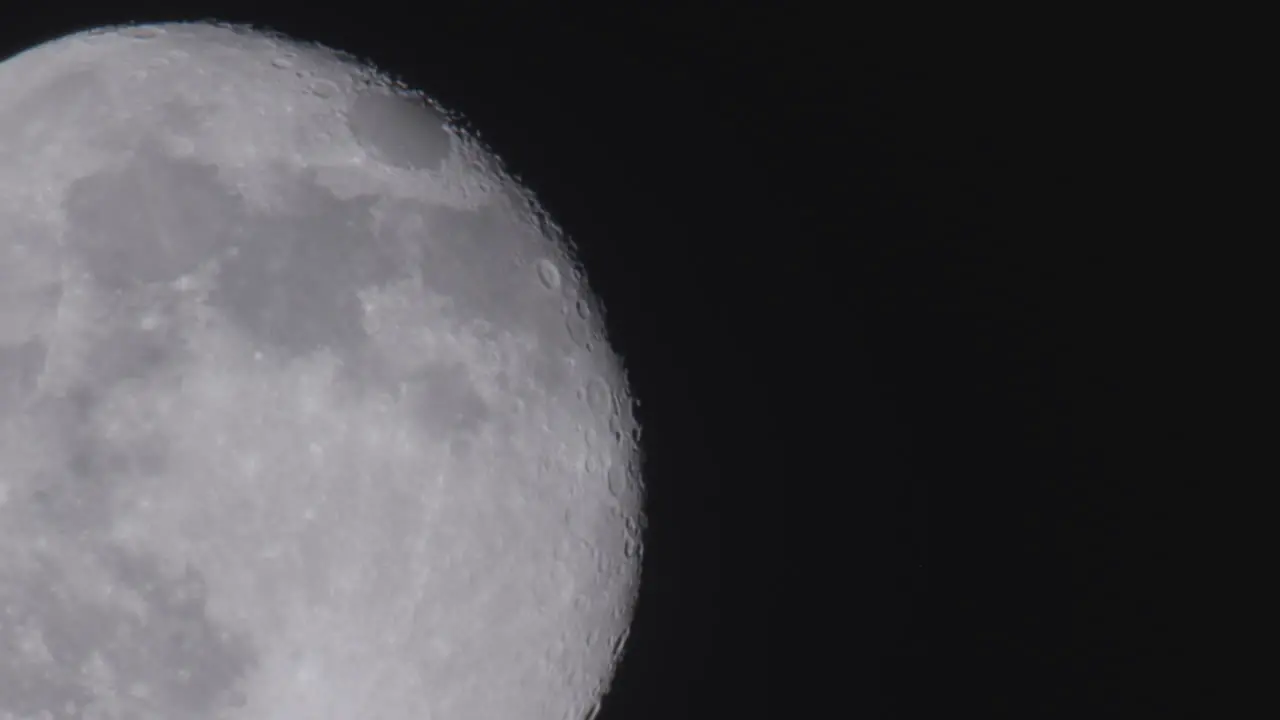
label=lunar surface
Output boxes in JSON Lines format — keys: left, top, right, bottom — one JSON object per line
{"left": 0, "top": 21, "right": 642, "bottom": 720}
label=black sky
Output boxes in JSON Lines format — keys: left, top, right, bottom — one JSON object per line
{"left": 2, "top": 6, "right": 1212, "bottom": 719}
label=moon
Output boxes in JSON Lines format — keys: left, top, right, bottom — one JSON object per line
{"left": 0, "top": 20, "right": 642, "bottom": 720}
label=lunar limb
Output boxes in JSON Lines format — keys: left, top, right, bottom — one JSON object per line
{"left": 0, "top": 21, "right": 642, "bottom": 720}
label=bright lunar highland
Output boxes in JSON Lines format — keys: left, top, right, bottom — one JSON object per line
{"left": 0, "top": 21, "right": 642, "bottom": 720}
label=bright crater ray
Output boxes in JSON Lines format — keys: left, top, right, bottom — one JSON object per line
{"left": 0, "top": 21, "right": 642, "bottom": 720}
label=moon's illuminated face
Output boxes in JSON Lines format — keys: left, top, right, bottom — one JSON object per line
{"left": 0, "top": 21, "right": 642, "bottom": 720}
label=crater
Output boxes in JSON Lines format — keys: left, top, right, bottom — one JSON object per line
{"left": 120, "top": 25, "right": 164, "bottom": 40}
{"left": 307, "top": 78, "right": 340, "bottom": 99}
{"left": 536, "top": 258, "right": 562, "bottom": 291}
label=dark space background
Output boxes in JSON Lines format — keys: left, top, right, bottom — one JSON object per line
{"left": 4, "top": 6, "right": 1212, "bottom": 720}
